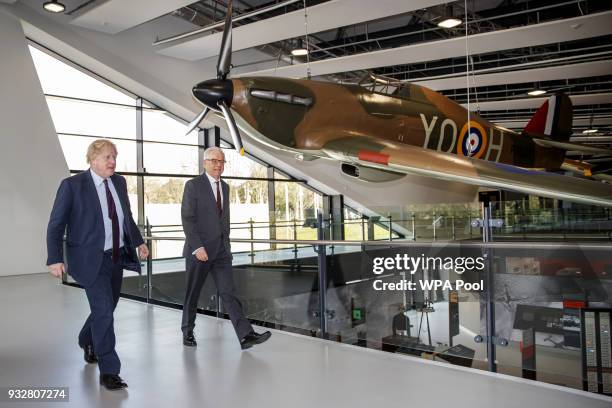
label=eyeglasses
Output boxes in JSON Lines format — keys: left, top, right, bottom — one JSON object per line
{"left": 205, "top": 159, "right": 226, "bottom": 165}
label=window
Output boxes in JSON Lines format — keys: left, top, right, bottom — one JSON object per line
{"left": 143, "top": 109, "right": 198, "bottom": 145}
{"left": 46, "top": 97, "right": 137, "bottom": 138}
{"left": 57, "top": 134, "right": 136, "bottom": 172}
{"left": 29, "top": 45, "right": 135, "bottom": 105}
{"left": 30, "top": 43, "right": 327, "bottom": 261}
{"left": 143, "top": 143, "right": 199, "bottom": 175}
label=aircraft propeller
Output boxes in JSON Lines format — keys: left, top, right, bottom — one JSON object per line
{"left": 185, "top": 0, "right": 244, "bottom": 156}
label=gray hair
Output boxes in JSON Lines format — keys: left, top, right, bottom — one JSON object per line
{"left": 203, "top": 146, "right": 225, "bottom": 160}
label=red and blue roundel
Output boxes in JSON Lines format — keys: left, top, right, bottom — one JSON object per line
{"left": 457, "top": 121, "right": 487, "bottom": 158}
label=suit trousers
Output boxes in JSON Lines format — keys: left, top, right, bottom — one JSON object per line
{"left": 181, "top": 245, "right": 253, "bottom": 341}
{"left": 78, "top": 250, "right": 124, "bottom": 375}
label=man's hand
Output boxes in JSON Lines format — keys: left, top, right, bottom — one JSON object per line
{"left": 48, "top": 263, "right": 65, "bottom": 278}
{"left": 138, "top": 243, "right": 149, "bottom": 260}
{"left": 194, "top": 247, "right": 208, "bottom": 262}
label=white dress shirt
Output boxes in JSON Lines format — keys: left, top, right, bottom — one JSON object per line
{"left": 205, "top": 172, "right": 223, "bottom": 208}
{"left": 193, "top": 172, "right": 223, "bottom": 255}
{"left": 90, "top": 169, "right": 125, "bottom": 251}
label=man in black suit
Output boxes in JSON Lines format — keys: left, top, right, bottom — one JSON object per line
{"left": 47, "top": 139, "right": 148, "bottom": 390}
{"left": 181, "top": 146, "right": 271, "bottom": 349}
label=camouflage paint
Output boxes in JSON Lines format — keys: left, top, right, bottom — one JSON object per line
{"left": 231, "top": 77, "right": 565, "bottom": 171}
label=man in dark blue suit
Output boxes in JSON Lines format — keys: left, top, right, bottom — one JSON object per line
{"left": 46, "top": 139, "right": 148, "bottom": 391}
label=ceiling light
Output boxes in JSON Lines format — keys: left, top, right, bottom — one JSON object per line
{"left": 291, "top": 39, "right": 308, "bottom": 57}
{"left": 43, "top": 1, "right": 66, "bottom": 13}
{"left": 291, "top": 48, "right": 308, "bottom": 56}
{"left": 582, "top": 129, "right": 598, "bottom": 134}
{"left": 438, "top": 18, "right": 462, "bottom": 28}
{"left": 528, "top": 89, "right": 546, "bottom": 96}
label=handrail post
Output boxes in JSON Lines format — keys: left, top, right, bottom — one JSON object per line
{"left": 482, "top": 202, "right": 497, "bottom": 373}
{"left": 469, "top": 211, "right": 473, "bottom": 239}
{"left": 249, "top": 218, "right": 255, "bottom": 259}
{"left": 293, "top": 218, "right": 298, "bottom": 254}
{"left": 316, "top": 212, "right": 328, "bottom": 340}
{"left": 433, "top": 212, "right": 437, "bottom": 241}
{"left": 361, "top": 216, "right": 365, "bottom": 240}
{"left": 146, "top": 218, "right": 152, "bottom": 303}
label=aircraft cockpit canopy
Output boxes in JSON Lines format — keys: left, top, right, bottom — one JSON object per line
{"left": 358, "top": 72, "right": 412, "bottom": 100}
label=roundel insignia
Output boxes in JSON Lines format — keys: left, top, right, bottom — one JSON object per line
{"left": 457, "top": 121, "right": 487, "bottom": 158}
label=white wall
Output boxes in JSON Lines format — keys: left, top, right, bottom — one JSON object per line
{"left": 0, "top": 9, "right": 69, "bottom": 276}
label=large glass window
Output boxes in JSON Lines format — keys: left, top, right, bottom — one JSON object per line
{"left": 274, "top": 179, "right": 322, "bottom": 241}
{"left": 46, "top": 97, "right": 136, "bottom": 138}
{"left": 144, "top": 177, "right": 187, "bottom": 258}
{"left": 143, "top": 142, "right": 199, "bottom": 175}
{"left": 142, "top": 109, "right": 198, "bottom": 145}
{"left": 227, "top": 178, "right": 270, "bottom": 252}
{"left": 29, "top": 45, "right": 135, "bottom": 105}
{"left": 29, "top": 43, "right": 327, "bottom": 262}
{"left": 57, "top": 134, "right": 137, "bottom": 172}
{"left": 344, "top": 207, "right": 365, "bottom": 240}
{"left": 124, "top": 175, "right": 140, "bottom": 222}
{"left": 223, "top": 148, "right": 268, "bottom": 178}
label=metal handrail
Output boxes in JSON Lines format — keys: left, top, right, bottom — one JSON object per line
{"left": 141, "top": 236, "right": 612, "bottom": 250}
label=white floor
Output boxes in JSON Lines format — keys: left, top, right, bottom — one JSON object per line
{"left": 1, "top": 273, "right": 610, "bottom": 408}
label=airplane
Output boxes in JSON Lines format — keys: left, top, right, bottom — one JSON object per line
{"left": 185, "top": 0, "right": 612, "bottom": 208}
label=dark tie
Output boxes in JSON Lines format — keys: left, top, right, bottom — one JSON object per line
{"left": 103, "top": 179, "right": 120, "bottom": 263}
{"left": 215, "top": 181, "right": 222, "bottom": 215}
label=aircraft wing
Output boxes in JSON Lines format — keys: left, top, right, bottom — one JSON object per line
{"left": 321, "top": 137, "right": 612, "bottom": 207}
{"left": 532, "top": 138, "right": 612, "bottom": 155}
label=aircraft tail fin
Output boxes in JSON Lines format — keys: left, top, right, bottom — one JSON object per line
{"left": 523, "top": 93, "right": 572, "bottom": 142}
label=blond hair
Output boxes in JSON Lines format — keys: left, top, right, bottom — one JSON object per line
{"left": 86, "top": 139, "right": 117, "bottom": 164}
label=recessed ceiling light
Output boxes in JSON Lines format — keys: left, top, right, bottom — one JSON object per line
{"left": 291, "top": 48, "right": 308, "bottom": 56}
{"left": 438, "top": 18, "right": 462, "bottom": 28}
{"left": 43, "top": 1, "right": 66, "bottom": 13}
{"left": 582, "top": 129, "right": 598, "bottom": 134}
{"left": 528, "top": 89, "right": 546, "bottom": 96}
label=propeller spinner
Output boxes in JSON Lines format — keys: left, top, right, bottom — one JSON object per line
{"left": 185, "top": 0, "right": 244, "bottom": 156}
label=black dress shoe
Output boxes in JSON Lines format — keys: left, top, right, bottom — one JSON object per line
{"left": 183, "top": 331, "right": 197, "bottom": 347}
{"left": 80, "top": 344, "right": 97, "bottom": 364}
{"left": 240, "top": 331, "right": 272, "bottom": 350}
{"left": 99, "top": 374, "right": 127, "bottom": 390}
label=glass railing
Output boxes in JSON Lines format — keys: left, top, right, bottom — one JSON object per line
{"left": 357, "top": 201, "right": 612, "bottom": 242}
{"left": 101, "top": 236, "right": 612, "bottom": 393}
{"left": 491, "top": 202, "right": 612, "bottom": 241}
{"left": 62, "top": 201, "right": 612, "bottom": 395}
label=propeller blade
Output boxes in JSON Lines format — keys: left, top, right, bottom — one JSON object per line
{"left": 218, "top": 99, "right": 244, "bottom": 156}
{"left": 216, "top": 0, "right": 233, "bottom": 79}
{"left": 185, "top": 106, "right": 210, "bottom": 135}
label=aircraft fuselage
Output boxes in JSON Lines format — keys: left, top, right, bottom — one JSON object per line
{"left": 229, "top": 77, "right": 565, "bottom": 170}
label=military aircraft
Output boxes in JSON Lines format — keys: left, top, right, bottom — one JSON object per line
{"left": 185, "top": 0, "right": 612, "bottom": 207}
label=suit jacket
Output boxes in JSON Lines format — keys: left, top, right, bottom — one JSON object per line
{"left": 46, "top": 170, "right": 144, "bottom": 287}
{"left": 181, "top": 174, "right": 231, "bottom": 260}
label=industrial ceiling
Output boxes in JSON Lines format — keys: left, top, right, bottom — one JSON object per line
{"left": 29, "top": 0, "right": 612, "bottom": 161}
